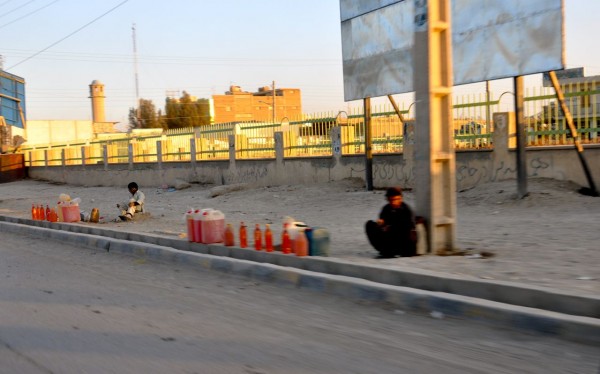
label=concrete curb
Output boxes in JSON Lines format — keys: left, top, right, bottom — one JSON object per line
{"left": 1, "top": 220, "right": 599, "bottom": 346}
{"left": 1, "top": 215, "right": 598, "bottom": 320}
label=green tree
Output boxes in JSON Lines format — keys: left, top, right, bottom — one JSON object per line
{"left": 128, "top": 99, "right": 165, "bottom": 130}
{"left": 165, "top": 91, "right": 211, "bottom": 129}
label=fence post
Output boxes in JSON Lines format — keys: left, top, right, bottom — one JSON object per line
{"left": 103, "top": 144, "right": 108, "bottom": 171}
{"left": 81, "top": 146, "right": 86, "bottom": 170}
{"left": 228, "top": 135, "right": 236, "bottom": 168}
{"left": 403, "top": 120, "right": 415, "bottom": 188}
{"left": 156, "top": 140, "right": 163, "bottom": 170}
{"left": 44, "top": 150, "right": 49, "bottom": 168}
{"left": 274, "top": 131, "right": 283, "bottom": 164}
{"left": 331, "top": 126, "right": 342, "bottom": 159}
{"left": 190, "top": 138, "right": 196, "bottom": 170}
{"left": 128, "top": 143, "right": 134, "bottom": 170}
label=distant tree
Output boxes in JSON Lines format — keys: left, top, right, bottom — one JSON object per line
{"left": 129, "top": 99, "right": 166, "bottom": 130}
{"left": 165, "top": 97, "right": 183, "bottom": 129}
{"left": 165, "top": 91, "right": 211, "bottom": 129}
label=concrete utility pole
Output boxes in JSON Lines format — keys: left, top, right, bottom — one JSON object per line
{"left": 132, "top": 23, "right": 141, "bottom": 128}
{"left": 272, "top": 80, "right": 276, "bottom": 123}
{"left": 414, "top": 0, "right": 457, "bottom": 254}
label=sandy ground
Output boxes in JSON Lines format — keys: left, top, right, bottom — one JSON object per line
{"left": 0, "top": 177, "right": 598, "bottom": 297}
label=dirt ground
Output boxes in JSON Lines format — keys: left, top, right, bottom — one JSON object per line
{"left": 0, "top": 177, "right": 598, "bottom": 297}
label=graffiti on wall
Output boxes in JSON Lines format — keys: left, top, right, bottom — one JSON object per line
{"left": 350, "top": 155, "right": 555, "bottom": 189}
{"left": 456, "top": 156, "right": 553, "bottom": 190}
{"left": 350, "top": 159, "right": 414, "bottom": 187}
{"left": 224, "top": 165, "right": 269, "bottom": 184}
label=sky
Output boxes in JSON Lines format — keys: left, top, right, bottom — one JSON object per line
{"left": 1, "top": 0, "right": 599, "bottom": 126}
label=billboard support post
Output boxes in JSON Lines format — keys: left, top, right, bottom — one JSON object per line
{"left": 514, "top": 76, "right": 528, "bottom": 199}
{"left": 414, "top": 0, "right": 457, "bottom": 254}
{"left": 364, "top": 98, "right": 373, "bottom": 191}
{"left": 548, "top": 71, "right": 599, "bottom": 196}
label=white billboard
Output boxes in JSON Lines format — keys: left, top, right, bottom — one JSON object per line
{"left": 340, "top": 0, "right": 565, "bottom": 101}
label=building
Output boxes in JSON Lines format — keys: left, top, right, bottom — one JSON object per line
{"left": 212, "top": 84, "right": 302, "bottom": 124}
{"left": 24, "top": 80, "right": 121, "bottom": 146}
{"left": 0, "top": 69, "right": 26, "bottom": 152}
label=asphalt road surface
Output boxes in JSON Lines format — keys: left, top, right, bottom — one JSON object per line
{"left": 0, "top": 231, "right": 597, "bottom": 374}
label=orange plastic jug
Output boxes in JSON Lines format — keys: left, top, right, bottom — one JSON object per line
{"left": 294, "top": 230, "right": 308, "bottom": 257}
{"left": 185, "top": 209, "right": 195, "bottom": 242}
{"left": 281, "top": 224, "right": 291, "bottom": 254}
{"left": 239, "top": 222, "right": 248, "bottom": 248}
{"left": 254, "top": 224, "right": 262, "bottom": 251}
{"left": 264, "top": 224, "right": 273, "bottom": 252}
{"left": 224, "top": 224, "right": 235, "bottom": 246}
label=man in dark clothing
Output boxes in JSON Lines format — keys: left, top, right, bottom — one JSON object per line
{"left": 365, "top": 187, "right": 417, "bottom": 258}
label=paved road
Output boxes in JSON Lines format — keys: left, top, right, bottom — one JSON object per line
{"left": 0, "top": 232, "right": 597, "bottom": 374}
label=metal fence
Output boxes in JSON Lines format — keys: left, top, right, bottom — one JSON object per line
{"left": 20, "top": 85, "right": 600, "bottom": 167}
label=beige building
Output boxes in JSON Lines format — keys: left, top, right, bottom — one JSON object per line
{"left": 212, "top": 85, "right": 302, "bottom": 123}
{"left": 24, "top": 80, "right": 120, "bottom": 146}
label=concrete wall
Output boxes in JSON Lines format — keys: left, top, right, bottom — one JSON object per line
{"left": 25, "top": 120, "right": 95, "bottom": 146}
{"left": 26, "top": 114, "right": 600, "bottom": 191}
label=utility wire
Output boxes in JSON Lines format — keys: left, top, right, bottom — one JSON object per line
{"left": 0, "top": 0, "right": 36, "bottom": 19}
{"left": 6, "top": 0, "right": 129, "bottom": 70}
{"left": 0, "top": 0, "right": 16, "bottom": 8}
{"left": 0, "top": 0, "right": 59, "bottom": 30}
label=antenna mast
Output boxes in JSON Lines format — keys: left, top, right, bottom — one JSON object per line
{"left": 132, "top": 23, "right": 140, "bottom": 127}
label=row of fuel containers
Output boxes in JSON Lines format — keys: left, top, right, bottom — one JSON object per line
{"left": 184, "top": 209, "right": 329, "bottom": 256}
{"left": 185, "top": 208, "right": 226, "bottom": 244}
{"left": 31, "top": 201, "right": 84, "bottom": 223}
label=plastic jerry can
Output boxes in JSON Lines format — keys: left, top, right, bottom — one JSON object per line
{"left": 61, "top": 204, "right": 81, "bottom": 223}
{"left": 185, "top": 209, "right": 195, "bottom": 242}
{"left": 56, "top": 203, "right": 64, "bottom": 222}
{"left": 416, "top": 221, "right": 428, "bottom": 255}
{"left": 88, "top": 208, "right": 99, "bottom": 223}
{"left": 309, "top": 228, "right": 330, "bottom": 256}
{"left": 201, "top": 210, "right": 225, "bottom": 244}
{"left": 193, "top": 208, "right": 211, "bottom": 243}
{"left": 294, "top": 230, "right": 308, "bottom": 257}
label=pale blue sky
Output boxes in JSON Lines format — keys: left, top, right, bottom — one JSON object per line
{"left": 1, "top": 0, "right": 599, "bottom": 124}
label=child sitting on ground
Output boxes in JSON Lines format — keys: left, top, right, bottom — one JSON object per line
{"left": 117, "top": 182, "right": 145, "bottom": 221}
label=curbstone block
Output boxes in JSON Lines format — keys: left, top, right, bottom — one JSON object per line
{"left": 208, "top": 244, "right": 230, "bottom": 257}
{"left": 210, "top": 257, "right": 234, "bottom": 273}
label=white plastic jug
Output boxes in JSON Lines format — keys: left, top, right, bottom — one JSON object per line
{"left": 201, "top": 209, "right": 225, "bottom": 244}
